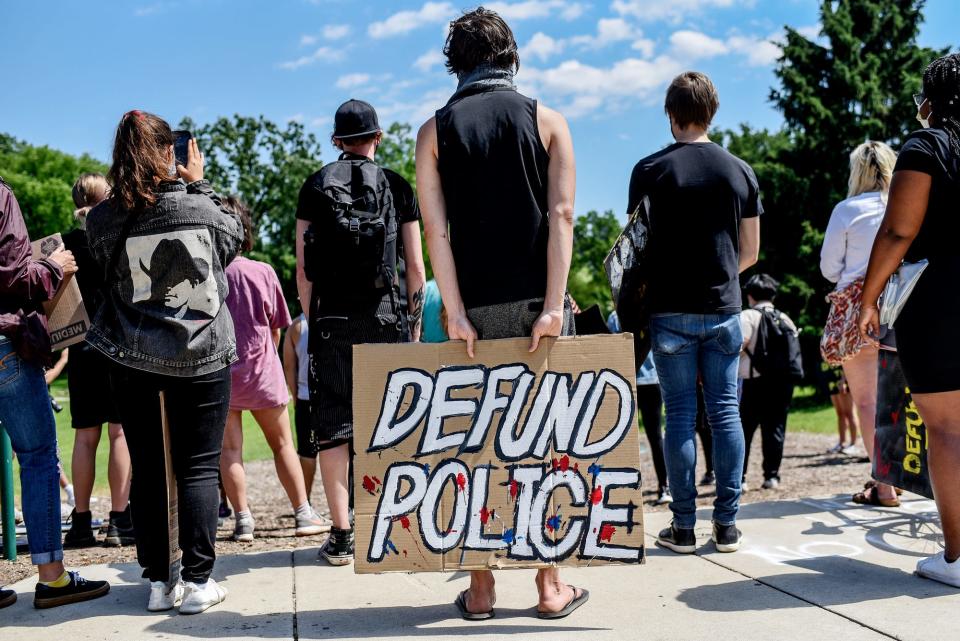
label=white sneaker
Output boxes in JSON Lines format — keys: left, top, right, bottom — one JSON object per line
{"left": 916, "top": 552, "right": 960, "bottom": 588}
{"left": 761, "top": 478, "right": 780, "bottom": 490}
{"left": 179, "top": 578, "right": 228, "bottom": 614}
{"left": 147, "top": 579, "right": 184, "bottom": 612}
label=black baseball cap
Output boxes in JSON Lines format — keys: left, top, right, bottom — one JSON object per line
{"left": 333, "top": 99, "right": 381, "bottom": 139}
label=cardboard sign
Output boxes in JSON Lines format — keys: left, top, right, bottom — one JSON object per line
{"left": 30, "top": 233, "right": 89, "bottom": 350}
{"left": 873, "top": 350, "right": 933, "bottom": 498}
{"left": 352, "top": 334, "right": 646, "bottom": 574}
{"left": 159, "top": 392, "right": 182, "bottom": 579}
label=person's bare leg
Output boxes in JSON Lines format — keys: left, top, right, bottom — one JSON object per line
{"left": 317, "top": 443, "right": 350, "bottom": 529}
{"left": 37, "top": 561, "right": 67, "bottom": 583}
{"left": 843, "top": 346, "right": 896, "bottom": 500}
{"left": 106, "top": 423, "right": 131, "bottom": 512}
{"left": 830, "top": 395, "right": 847, "bottom": 446}
{"left": 912, "top": 391, "right": 960, "bottom": 561}
{"left": 536, "top": 567, "right": 583, "bottom": 613}
{"left": 71, "top": 427, "right": 101, "bottom": 513}
{"left": 251, "top": 405, "right": 309, "bottom": 509}
{"left": 220, "top": 410, "right": 249, "bottom": 514}
{"left": 841, "top": 390, "right": 860, "bottom": 446}
{"left": 300, "top": 456, "right": 318, "bottom": 505}
{"left": 465, "top": 570, "right": 496, "bottom": 613}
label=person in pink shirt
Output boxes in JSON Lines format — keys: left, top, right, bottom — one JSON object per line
{"left": 219, "top": 196, "right": 331, "bottom": 541}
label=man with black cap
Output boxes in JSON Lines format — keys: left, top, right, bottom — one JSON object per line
{"left": 295, "top": 99, "right": 426, "bottom": 565}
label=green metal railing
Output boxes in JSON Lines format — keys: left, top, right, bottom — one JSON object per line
{"left": 1, "top": 426, "right": 16, "bottom": 561}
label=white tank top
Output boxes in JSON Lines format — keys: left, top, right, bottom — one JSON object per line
{"left": 295, "top": 314, "right": 309, "bottom": 400}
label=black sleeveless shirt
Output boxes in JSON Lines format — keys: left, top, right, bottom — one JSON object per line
{"left": 435, "top": 86, "right": 550, "bottom": 309}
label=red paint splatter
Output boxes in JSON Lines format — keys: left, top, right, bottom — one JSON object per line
{"left": 403, "top": 550, "right": 408, "bottom": 557}
{"left": 373, "top": 476, "right": 382, "bottom": 486}
{"left": 599, "top": 524, "right": 616, "bottom": 542}
{"left": 559, "top": 455, "right": 570, "bottom": 472}
{"left": 891, "top": 410, "right": 900, "bottom": 424}
{"left": 551, "top": 458, "right": 559, "bottom": 470}
{"left": 399, "top": 515, "right": 411, "bottom": 530}
{"left": 479, "top": 506, "right": 491, "bottom": 525}
{"left": 456, "top": 473, "right": 466, "bottom": 492}
{"left": 362, "top": 475, "right": 376, "bottom": 495}
{"left": 509, "top": 479, "right": 519, "bottom": 500}
{"left": 590, "top": 485, "right": 603, "bottom": 505}
{"left": 573, "top": 462, "right": 579, "bottom": 472}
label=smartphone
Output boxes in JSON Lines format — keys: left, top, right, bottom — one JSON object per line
{"left": 173, "top": 130, "right": 192, "bottom": 168}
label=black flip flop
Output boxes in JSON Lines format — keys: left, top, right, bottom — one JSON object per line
{"left": 455, "top": 590, "right": 495, "bottom": 621}
{"left": 537, "top": 586, "right": 590, "bottom": 620}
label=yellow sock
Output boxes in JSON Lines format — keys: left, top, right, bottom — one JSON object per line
{"left": 40, "top": 571, "right": 71, "bottom": 588}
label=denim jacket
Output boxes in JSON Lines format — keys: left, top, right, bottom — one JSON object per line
{"left": 85, "top": 180, "right": 243, "bottom": 377}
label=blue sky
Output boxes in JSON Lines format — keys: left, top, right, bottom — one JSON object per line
{"left": 2, "top": 0, "right": 956, "bottom": 217}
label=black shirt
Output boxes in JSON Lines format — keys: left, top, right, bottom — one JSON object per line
{"left": 628, "top": 142, "right": 763, "bottom": 314}
{"left": 435, "top": 87, "right": 550, "bottom": 309}
{"left": 62, "top": 227, "right": 104, "bottom": 319}
{"left": 894, "top": 128, "right": 960, "bottom": 263}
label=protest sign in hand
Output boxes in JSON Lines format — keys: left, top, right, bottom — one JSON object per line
{"left": 30, "top": 233, "right": 90, "bottom": 350}
{"left": 352, "top": 334, "right": 645, "bottom": 573}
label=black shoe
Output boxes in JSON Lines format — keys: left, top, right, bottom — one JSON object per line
{"left": 0, "top": 588, "right": 16, "bottom": 609}
{"left": 104, "top": 505, "right": 135, "bottom": 547}
{"left": 319, "top": 527, "right": 354, "bottom": 566}
{"left": 712, "top": 521, "right": 742, "bottom": 553}
{"left": 656, "top": 521, "right": 697, "bottom": 554}
{"left": 699, "top": 471, "right": 716, "bottom": 486}
{"left": 34, "top": 571, "right": 110, "bottom": 609}
{"left": 63, "top": 510, "right": 97, "bottom": 549}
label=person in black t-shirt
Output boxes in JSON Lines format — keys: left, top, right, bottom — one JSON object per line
{"left": 295, "top": 99, "right": 426, "bottom": 567}
{"left": 629, "top": 71, "right": 761, "bottom": 556}
{"left": 860, "top": 53, "right": 960, "bottom": 589}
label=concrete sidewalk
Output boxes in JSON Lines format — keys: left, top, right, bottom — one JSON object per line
{"left": 2, "top": 494, "right": 957, "bottom": 640}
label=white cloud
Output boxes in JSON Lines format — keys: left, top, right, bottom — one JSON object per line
{"left": 796, "top": 24, "right": 822, "bottom": 40}
{"left": 368, "top": 2, "right": 455, "bottom": 39}
{"left": 612, "top": 0, "right": 748, "bottom": 23}
{"left": 726, "top": 33, "right": 781, "bottom": 66}
{"left": 559, "top": 2, "right": 588, "bottom": 20}
{"left": 669, "top": 30, "right": 730, "bottom": 59}
{"left": 520, "top": 32, "right": 565, "bottom": 62}
{"left": 323, "top": 24, "right": 351, "bottom": 40}
{"left": 278, "top": 46, "right": 343, "bottom": 70}
{"left": 413, "top": 50, "right": 445, "bottom": 72}
{"left": 311, "top": 116, "right": 332, "bottom": 129}
{"left": 299, "top": 34, "right": 318, "bottom": 47}
{"left": 336, "top": 73, "right": 371, "bottom": 89}
{"left": 287, "top": 113, "right": 305, "bottom": 123}
{"left": 631, "top": 38, "right": 655, "bottom": 58}
{"left": 486, "top": 0, "right": 585, "bottom": 21}
{"left": 570, "top": 18, "right": 638, "bottom": 49}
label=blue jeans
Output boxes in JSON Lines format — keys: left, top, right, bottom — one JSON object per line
{"left": 0, "top": 337, "right": 64, "bottom": 565}
{"left": 650, "top": 313, "right": 744, "bottom": 529}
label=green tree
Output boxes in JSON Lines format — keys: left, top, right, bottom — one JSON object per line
{"left": 0, "top": 133, "right": 108, "bottom": 239}
{"left": 569, "top": 210, "right": 622, "bottom": 315}
{"left": 178, "top": 115, "right": 324, "bottom": 310}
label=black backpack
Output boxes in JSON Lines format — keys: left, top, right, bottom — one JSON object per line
{"left": 303, "top": 158, "right": 397, "bottom": 293}
{"left": 747, "top": 307, "right": 804, "bottom": 382}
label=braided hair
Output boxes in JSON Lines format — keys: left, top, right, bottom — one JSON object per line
{"left": 922, "top": 53, "right": 960, "bottom": 159}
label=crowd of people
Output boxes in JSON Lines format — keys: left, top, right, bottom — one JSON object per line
{"left": 0, "top": 5, "right": 958, "bottom": 620}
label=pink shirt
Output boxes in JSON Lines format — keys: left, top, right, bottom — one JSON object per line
{"left": 225, "top": 257, "right": 292, "bottom": 410}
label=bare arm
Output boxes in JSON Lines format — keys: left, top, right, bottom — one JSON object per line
{"left": 416, "top": 117, "right": 478, "bottom": 357}
{"left": 859, "top": 171, "right": 931, "bottom": 340}
{"left": 739, "top": 216, "right": 760, "bottom": 273}
{"left": 282, "top": 321, "right": 299, "bottom": 398}
{"left": 272, "top": 328, "right": 282, "bottom": 350}
{"left": 295, "top": 219, "right": 313, "bottom": 317}
{"left": 530, "top": 104, "right": 576, "bottom": 352}
{"left": 401, "top": 221, "right": 427, "bottom": 342}
{"left": 44, "top": 348, "right": 69, "bottom": 385}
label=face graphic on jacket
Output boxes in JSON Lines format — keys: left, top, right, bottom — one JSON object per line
{"left": 127, "top": 230, "right": 220, "bottom": 321}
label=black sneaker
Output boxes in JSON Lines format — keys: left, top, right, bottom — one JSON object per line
{"left": 63, "top": 510, "right": 97, "bottom": 549}
{"left": 34, "top": 571, "right": 110, "bottom": 609}
{"left": 656, "top": 521, "right": 697, "bottom": 554}
{"left": 104, "top": 505, "right": 135, "bottom": 547}
{"left": 0, "top": 588, "right": 16, "bottom": 610}
{"left": 319, "top": 527, "right": 354, "bottom": 566}
{"left": 699, "top": 471, "right": 716, "bottom": 486}
{"left": 712, "top": 521, "right": 742, "bottom": 553}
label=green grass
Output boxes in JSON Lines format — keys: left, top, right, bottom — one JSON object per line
{"left": 12, "top": 381, "right": 840, "bottom": 502}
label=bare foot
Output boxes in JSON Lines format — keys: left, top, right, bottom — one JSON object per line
{"left": 464, "top": 587, "right": 496, "bottom": 613}
{"left": 537, "top": 580, "right": 581, "bottom": 614}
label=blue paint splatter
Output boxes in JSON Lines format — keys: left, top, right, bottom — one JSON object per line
{"left": 546, "top": 515, "right": 561, "bottom": 532}
{"left": 423, "top": 463, "right": 430, "bottom": 476}
{"left": 501, "top": 528, "right": 516, "bottom": 544}
{"left": 588, "top": 462, "right": 602, "bottom": 476}
{"left": 386, "top": 540, "right": 398, "bottom": 555}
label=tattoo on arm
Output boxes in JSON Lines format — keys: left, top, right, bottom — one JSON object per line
{"left": 409, "top": 286, "right": 424, "bottom": 337}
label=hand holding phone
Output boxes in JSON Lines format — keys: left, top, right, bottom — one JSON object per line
{"left": 175, "top": 135, "right": 204, "bottom": 183}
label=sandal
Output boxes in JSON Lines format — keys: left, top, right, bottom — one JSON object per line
{"left": 853, "top": 486, "right": 901, "bottom": 508}
{"left": 537, "top": 585, "right": 590, "bottom": 620}
{"left": 864, "top": 480, "right": 904, "bottom": 496}
{"left": 455, "top": 590, "right": 495, "bottom": 621}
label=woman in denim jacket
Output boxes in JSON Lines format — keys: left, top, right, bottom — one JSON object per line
{"left": 85, "top": 111, "right": 242, "bottom": 615}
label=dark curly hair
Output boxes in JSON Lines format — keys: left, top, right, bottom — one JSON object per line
{"left": 443, "top": 7, "right": 519, "bottom": 76}
{"left": 922, "top": 53, "right": 960, "bottom": 158}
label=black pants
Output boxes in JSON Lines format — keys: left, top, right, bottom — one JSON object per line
{"left": 110, "top": 365, "right": 230, "bottom": 583}
{"left": 636, "top": 384, "right": 668, "bottom": 489}
{"left": 740, "top": 377, "right": 794, "bottom": 481}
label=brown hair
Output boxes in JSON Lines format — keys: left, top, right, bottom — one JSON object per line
{"left": 108, "top": 110, "right": 174, "bottom": 213}
{"left": 443, "top": 7, "right": 519, "bottom": 76}
{"left": 71, "top": 173, "right": 110, "bottom": 224}
{"left": 223, "top": 195, "right": 254, "bottom": 252}
{"left": 664, "top": 72, "right": 720, "bottom": 130}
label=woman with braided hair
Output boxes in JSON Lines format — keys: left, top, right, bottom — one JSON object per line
{"left": 860, "top": 52, "right": 960, "bottom": 589}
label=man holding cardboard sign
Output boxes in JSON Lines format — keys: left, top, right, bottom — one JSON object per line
{"left": 415, "top": 7, "right": 583, "bottom": 620}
